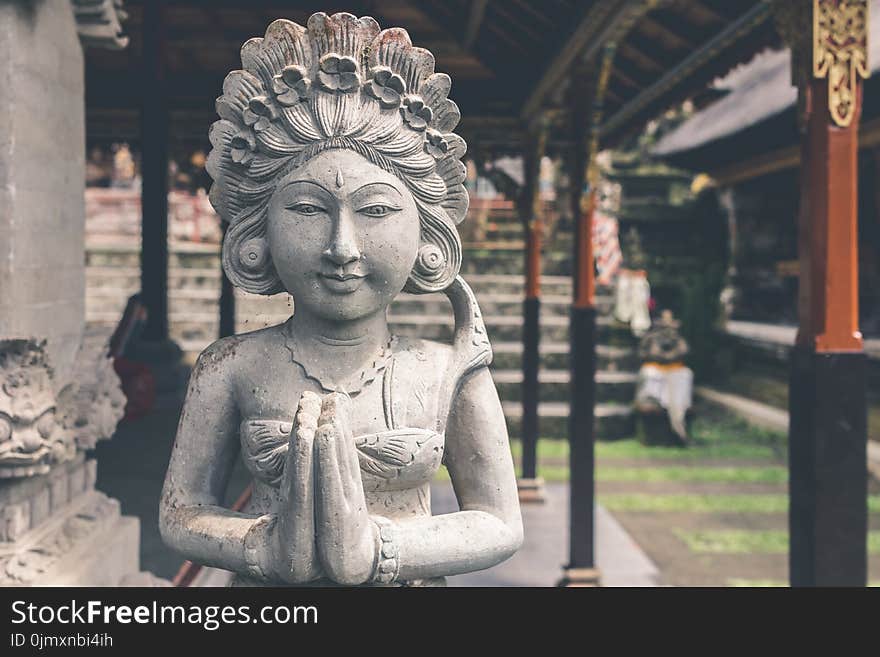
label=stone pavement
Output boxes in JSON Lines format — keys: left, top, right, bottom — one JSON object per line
{"left": 432, "top": 482, "right": 659, "bottom": 587}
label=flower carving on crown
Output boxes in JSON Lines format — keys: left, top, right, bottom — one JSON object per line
{"left": 367, "top": 66, "right": 406, "bottom": 108}
{"left": 230, "top": 130, "right": 257, "bottom": 166}
{"left": 317, "top": 53, "right": 361, "bottom": 93}
{"left": 243, "top": 96, "right": 276, "bottom": 132}
{"left": 272, "top": 65, "right": 311, "bottom": 106}
{"left": 425, "top": 129, "right": 449, "bottom": 158}
{"left": 401, "top": 94, "right": 433, "bottom": 131}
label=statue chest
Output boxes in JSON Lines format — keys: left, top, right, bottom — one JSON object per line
{"left": 236, "top": 341, "right": 450, "bottom": 495}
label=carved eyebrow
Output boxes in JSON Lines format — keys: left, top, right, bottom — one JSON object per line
{"left": 351, "top": 182, "right": 404, "bottom": 198}
{"left": 278, "top": 180, "right": 333, "bottom": 196}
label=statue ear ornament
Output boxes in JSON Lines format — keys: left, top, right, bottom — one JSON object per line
{"left": 207, "top": 12, "right": 470, "bottom": 297}
{"left": 221, "top": 215, "right": 284, "bottom": 295}
{"left": 239, "top": 237, "right": 269, "bottom": 272}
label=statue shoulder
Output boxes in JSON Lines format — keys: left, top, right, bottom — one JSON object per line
{"left": 393, "top": 335, "right": 454, "bottom": 362}
{"left": 190, "top": 326, "right": 279, "bottom": 383}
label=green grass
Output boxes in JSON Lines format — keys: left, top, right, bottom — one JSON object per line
{"left": 601, "top": 494, "right": 785, "bottom": 513}
{"left": 600, "top": 493, "right": 880, "bottom": 513}
{"left": 595, "top": 440, "right": 777, "bottom": 461}
{"left": 439, "top": 464, "right": 784, "bottom": 485}
{"left": 677, "top": 530, "right": 880, "bottom": 554}
{"left": 445, "top": 464, "right": 789, "bottom": 485}
{"left": 509, "top": 440, "right": 568, "bottom": 460}
{"left": 597, "top": 466, "right": 788, "bottom": 484}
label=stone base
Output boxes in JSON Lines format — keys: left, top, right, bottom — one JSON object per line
{"left": 517, "top": 477, "right": 546, "bottom": 504}
{"left": 557, "top": 567, "right": 602, "bottom": 587}
{"left": 0, "top": 456, "right": 163, "bottom": 586}
{"left": 39, "top": 504, "right": 140, "bottom": 586}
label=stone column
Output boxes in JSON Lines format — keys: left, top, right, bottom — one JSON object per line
{"left": 0, "top": 1, "right": 86, "bottom": 387}
{"left": 0, "top": 1, "right": 162, "bottom": 587}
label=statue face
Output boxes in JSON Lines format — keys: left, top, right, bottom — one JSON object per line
{"left": 267, "top": 149, "right": 421, "bottom": 321}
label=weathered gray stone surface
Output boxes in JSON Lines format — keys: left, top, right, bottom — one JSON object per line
{"left": 0, "top": 0, "right": 86, "bottom": 387}
{"left": 160, "top": 13, "right": 523, "bottom": 587}
{"left": 0, "top": 454, "right": 139, "bottom": 585}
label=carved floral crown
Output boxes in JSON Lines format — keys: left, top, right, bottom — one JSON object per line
{"left": 207, "top": 13, "right": 469, "bottom": 295}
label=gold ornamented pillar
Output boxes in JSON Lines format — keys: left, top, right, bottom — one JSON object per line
{"left": 775, "top": 0, "right": 870, "bottom": 587}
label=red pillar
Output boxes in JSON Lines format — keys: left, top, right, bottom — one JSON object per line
{"left": 789, "top": 0, "right": 868, "bottom": 587}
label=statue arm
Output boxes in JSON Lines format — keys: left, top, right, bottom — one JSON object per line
{"left": 391, "top": 366, "right": 524, "bottom": 581}
{"left": 158, "top": 338, "right": 260, "bottom": 575}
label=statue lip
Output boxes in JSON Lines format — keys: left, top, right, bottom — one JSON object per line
{"left": 319, "top": 272, "right": 366, "bottom": 281}
{"left": 318, "top": 271, "right": 367, "bottom": 294}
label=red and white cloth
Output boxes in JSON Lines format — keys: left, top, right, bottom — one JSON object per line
{"left": 592, "top": 210, "right": 622, "bottom": 287}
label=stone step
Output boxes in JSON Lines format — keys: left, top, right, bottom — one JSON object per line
{"left": 461, "top": 240, "right": 526, "bottom": 250}
{"left": 86, "top": 266, "right": 222, "bottom": 292}
{"left": 503, "top": 402, "right": 634, "bottom": 441}
{"left": 490, "top": 342, "right": 637, "bottom": 371}
{"left": 493, "top": 369, "right": 637, "bottom": 404}
{"left": 387, "top": 313, "right": 636, "bottom": 345}
{"left": 459, "top": 251, "right": 570, "bottom": 276}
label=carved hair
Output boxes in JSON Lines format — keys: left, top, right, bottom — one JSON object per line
{"left": 207, "top": 13, "right": 469, "bottom": 295}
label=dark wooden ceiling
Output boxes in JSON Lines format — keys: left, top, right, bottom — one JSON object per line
{"left": 85, "top": 0, "right": 778, "bottom": 156}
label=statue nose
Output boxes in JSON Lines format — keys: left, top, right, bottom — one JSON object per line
{"left": 323, "top": 213, "right": 362, "bottom": 266}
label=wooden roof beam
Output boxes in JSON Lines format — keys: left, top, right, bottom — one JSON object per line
{"left": 617, "top": 41, "right": 665, "bottom": 75}
{"left": 676, "top": 0, "right": 725, "bottom": 26}
{"left": 463, "top": 0, "right": 488, "bottom": 50}
{"left": 600, "top": 2, "right": 772, "bottom": 141}
{"left": 520, "top": 0, "right": 643, "bottom": 120}
{"left": 637, "top": 15, "right": 697, "bottom": 52}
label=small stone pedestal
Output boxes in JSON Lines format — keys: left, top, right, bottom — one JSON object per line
{"left": 557, "top": 566, "right": 601, "bottom": 587}
{"left": 0, "top": 455, "right": 141, "bottom": 586}
{"left": 517, "top": 477, "right": 546, "bottom": 504}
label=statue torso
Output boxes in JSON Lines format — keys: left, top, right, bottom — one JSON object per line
{"left": 232, "top": 330, "right": 454, "bottom": 521}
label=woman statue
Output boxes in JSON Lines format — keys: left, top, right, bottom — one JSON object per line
{"left": 159, "top": 13, "right": 523, "bottom": 586}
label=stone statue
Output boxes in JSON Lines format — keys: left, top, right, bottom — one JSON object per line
{"left": 635, "top": 310, "right": 693, "bottom": 443}
{"left": 160, "top": 13, "right": 523, "bottom": 586}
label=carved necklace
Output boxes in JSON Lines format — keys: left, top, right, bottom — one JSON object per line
{"left": 282, "top": 331, "right": 397, "bottom": 397}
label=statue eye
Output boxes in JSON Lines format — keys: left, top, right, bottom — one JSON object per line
{"left": 288, "top": 202, "right": 325, "bottom": 216}
{"left": 358, "top": 204, "right": 399, "bottom": 218}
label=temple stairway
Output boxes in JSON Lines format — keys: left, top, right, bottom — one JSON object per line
{"left": 85, "top": 205, "right": 636, "bottom": 440}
